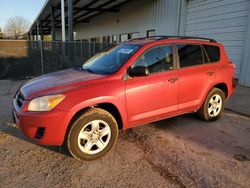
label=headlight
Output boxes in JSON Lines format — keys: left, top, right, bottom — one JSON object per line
{"left": 28, "top": 94, "right": 65, "bottom": 112}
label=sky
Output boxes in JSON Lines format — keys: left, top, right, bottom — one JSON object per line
{"left": 0, "top": 0, "right": 46, "bottom": 29}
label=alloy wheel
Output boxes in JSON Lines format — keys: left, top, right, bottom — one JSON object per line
{"left": 77, "top": 120, "right": 111, "bottom": 155}
{"left": 208, "top": 94, "right": 222, "bottom": 117}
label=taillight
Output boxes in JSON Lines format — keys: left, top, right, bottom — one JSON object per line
{"left": 228, "top": 61, "right": 236, "bottom": 88}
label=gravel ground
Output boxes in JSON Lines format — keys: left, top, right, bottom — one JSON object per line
{"left": 0, "top": 80, "right": 250, "bottom": 188}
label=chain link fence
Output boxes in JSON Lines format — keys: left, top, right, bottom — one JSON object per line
{"left": 0, "top": 40, "right": 114, "bottom": 80}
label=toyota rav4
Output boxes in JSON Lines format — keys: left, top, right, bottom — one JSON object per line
{"left": 13, "top": 36, "right": 236, "bottom": 161}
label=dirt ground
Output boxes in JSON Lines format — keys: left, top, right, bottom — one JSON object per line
{"left": 0, "top": 80, "right": 250, "bottom": 188}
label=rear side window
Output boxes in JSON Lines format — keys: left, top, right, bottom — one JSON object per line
{"left": 203, "top": 45, "right": 220, "bottom": 63}
{"left": 176, "top": 45, "right": 204, "bottom": 68}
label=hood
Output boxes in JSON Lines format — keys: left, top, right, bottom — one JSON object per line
{"left": 20, "top": 68, "right": 106, "bottom": 100}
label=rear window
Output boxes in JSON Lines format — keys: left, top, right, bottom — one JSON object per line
{"left": 203, "top": 45, "right": 220, "bottom": 63}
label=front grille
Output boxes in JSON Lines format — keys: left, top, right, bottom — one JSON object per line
{"left": 34, "top": 127, "right": 45, "bottom": 139}
{"left": 16, "top": 92, "right": 25, "bottom": 108}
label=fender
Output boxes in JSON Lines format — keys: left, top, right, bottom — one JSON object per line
{"left": 56, "top": 96, "right": 128, "bottom": 145}
{"left": 198, "top": 81, "right": 229, "bottom": 110}
{"left": 70, "top": 96, "right": 128, "bottom": 127}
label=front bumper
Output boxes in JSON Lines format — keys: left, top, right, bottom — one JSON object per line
{"left": 13, "top": 98, "right": 73, "bottom": 146}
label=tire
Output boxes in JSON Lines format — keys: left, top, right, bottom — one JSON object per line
{"left": 65, "top": 108, "right": 118, "bottom": 161}
{"left": 197, "top": 88, "right": 225, "bottom": 121}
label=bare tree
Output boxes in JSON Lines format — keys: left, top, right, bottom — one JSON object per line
{"left": 4, "top": 16, "right": 30, "bottom": 39}
{"left": 0, "top": 28, "right": 4, "bottom": 39}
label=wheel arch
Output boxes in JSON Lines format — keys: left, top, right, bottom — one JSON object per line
{"left": 212, "top": 82, "right": 228, "bottom": 98}
{"left": 198, "top": 82, "right": 228, "bottom": 111}
{"left": 197, "top": 83, "right": 226, "bottom": 121}
{"left": 95, "top": 103, "right": 123, "bottom": 130}
{"left": 63, "top": 102, "right": 124, "bottom": 145}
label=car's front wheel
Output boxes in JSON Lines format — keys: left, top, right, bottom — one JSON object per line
{"left": 197, "top": 88, "right": 225, "bottom": 121}
{"left": 65, "top": 108, "right": 118, "bottom": 161}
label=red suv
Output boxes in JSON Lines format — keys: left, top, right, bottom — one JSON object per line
{"left": 13, "top": 36, "right": 236, "bottom": 161}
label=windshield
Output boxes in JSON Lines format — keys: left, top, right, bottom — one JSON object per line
{"left": 82, "top": 44, "right": 141, "bottom": 75}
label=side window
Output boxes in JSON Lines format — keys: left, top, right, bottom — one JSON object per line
{"left": 203, "top": 45, "right": 220, "bottom": 63}
{"left": 132, "top": 45, "right": 174, "bottom": 74}
{"left": 176, "top": 44, "right": 205, "bottom": 68}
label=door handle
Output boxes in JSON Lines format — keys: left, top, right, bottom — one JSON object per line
{"left": 168, "top": 77, "right": 178, "bottom": 83}
{"left": 207, "top": 71, "right": 214, "bottom": 76}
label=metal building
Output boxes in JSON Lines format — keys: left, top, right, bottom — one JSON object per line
{"left": 29, "top": 0, "right": 250, "bottom": 86}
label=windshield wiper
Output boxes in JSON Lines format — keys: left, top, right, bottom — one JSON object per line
{"left": 81, "top": 67, "right": 95, "bottom": 74}
{"left": 81, "top": 67, "right": 111, "bottom": 75}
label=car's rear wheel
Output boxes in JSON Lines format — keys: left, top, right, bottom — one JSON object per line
{"left": 197, "top": 88, "right": 225, "bottom": 121}
{"left": 65, "top": 108, "right": 118, "bottom": 161}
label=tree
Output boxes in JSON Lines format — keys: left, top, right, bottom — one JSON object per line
{"left": 4, "top": 16, "right": 30, "bottom": 39}
{"left": 0, "top": 28, "right": 4, "bottom": 39}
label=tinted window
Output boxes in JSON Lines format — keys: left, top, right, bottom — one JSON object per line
{"left": 132, "top": 45, "right": 174, "bottom": 74}
{"left": 203, "top": 45, "right": 220, "bottom": 63}
{"left": 177, "top": 45, "right": 204, "bottom": 68}
{"left": 82, "top": 44, "right": 140, "bottom": 75}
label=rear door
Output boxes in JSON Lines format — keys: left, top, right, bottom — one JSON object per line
{"left": 125, "top": 44, "right": 179, "bottom": 126}
{"left": 176, "top": 44, "right": 216, "bottom": 111}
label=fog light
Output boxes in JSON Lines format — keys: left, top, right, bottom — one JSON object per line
{"left": 34, "top": 127, "right": 45, "bottom": 139}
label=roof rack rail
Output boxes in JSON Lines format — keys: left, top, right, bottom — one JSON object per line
{"left": 129, "top": 35, "right": 216, "bottom": 42}
{"left": 159, "top": 36, "right": 216, "bottom": 42}
{"left": 128, "top": 36, "right": 169, "bottom": 41}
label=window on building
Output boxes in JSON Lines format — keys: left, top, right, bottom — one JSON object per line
{"left": 112, "top": 35, "right": 117, "bottom": 43}
{"left": 102, "top": 36, "right": 110, "bottom": 43}
{"left": 120, "top": 34, "right": 128, "bottom": 42}
{"left": 120, "top": 32, "right": 139, "bottom": 42}
{"left": 131, "top": 32, "right": 139, "bottom": 39}
{"left": 91, "top": 37, "right": 100, "bottom": 43}
{"left": 128, "top": 33, "right": 132, "bottom": 40}
{"left": 132, "top": 45, "right": 174, "bottom": 74}
{"left": 147, "top": 30, "right": 155, "bottom": 37}
{"left": 203, "top": 45, "right": 220, "bottom": 63}
{"left": 91, "top": 38, "right": 96, "bottom": 43}
{"left": 176, "top": 44, "right": 205, "bottom": 68}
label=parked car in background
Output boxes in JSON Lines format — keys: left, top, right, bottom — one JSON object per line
{"left": 13, "top": 36, "right": 236, "bottom": 161}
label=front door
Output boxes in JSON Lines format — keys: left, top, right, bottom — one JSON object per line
{"left": 125, "top": 44, "right": 179, "bottom": 126}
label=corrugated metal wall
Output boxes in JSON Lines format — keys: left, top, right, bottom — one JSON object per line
{"left": 70, "top": 0, "right": 181, "bottom": 41}
{"left": 185, "top": 0, "right": 250, "bottom": 77}
{"left": 239, "top": 5, "right": 250, "bottom": 87}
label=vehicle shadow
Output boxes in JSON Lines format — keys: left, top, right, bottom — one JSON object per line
{"left": 120, "top": 112, "right": 250, "bottom": 162}
{"left": 0, "top": 121, "right": 71, "bottom": 157}
{"left": 1, "top": 111, "right": 250, "bottom": 162}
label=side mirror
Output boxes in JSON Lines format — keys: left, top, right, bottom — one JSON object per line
{"left": 128, "top": 66, "right": 149, "bottom": 77}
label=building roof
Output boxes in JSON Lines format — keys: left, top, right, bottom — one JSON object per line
{"left": 30, "top": 0, "right": 132, "bottom": 35}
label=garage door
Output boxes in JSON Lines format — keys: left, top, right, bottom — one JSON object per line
{"left": 185, "top": 0, "right": 250, "bottom": 77}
